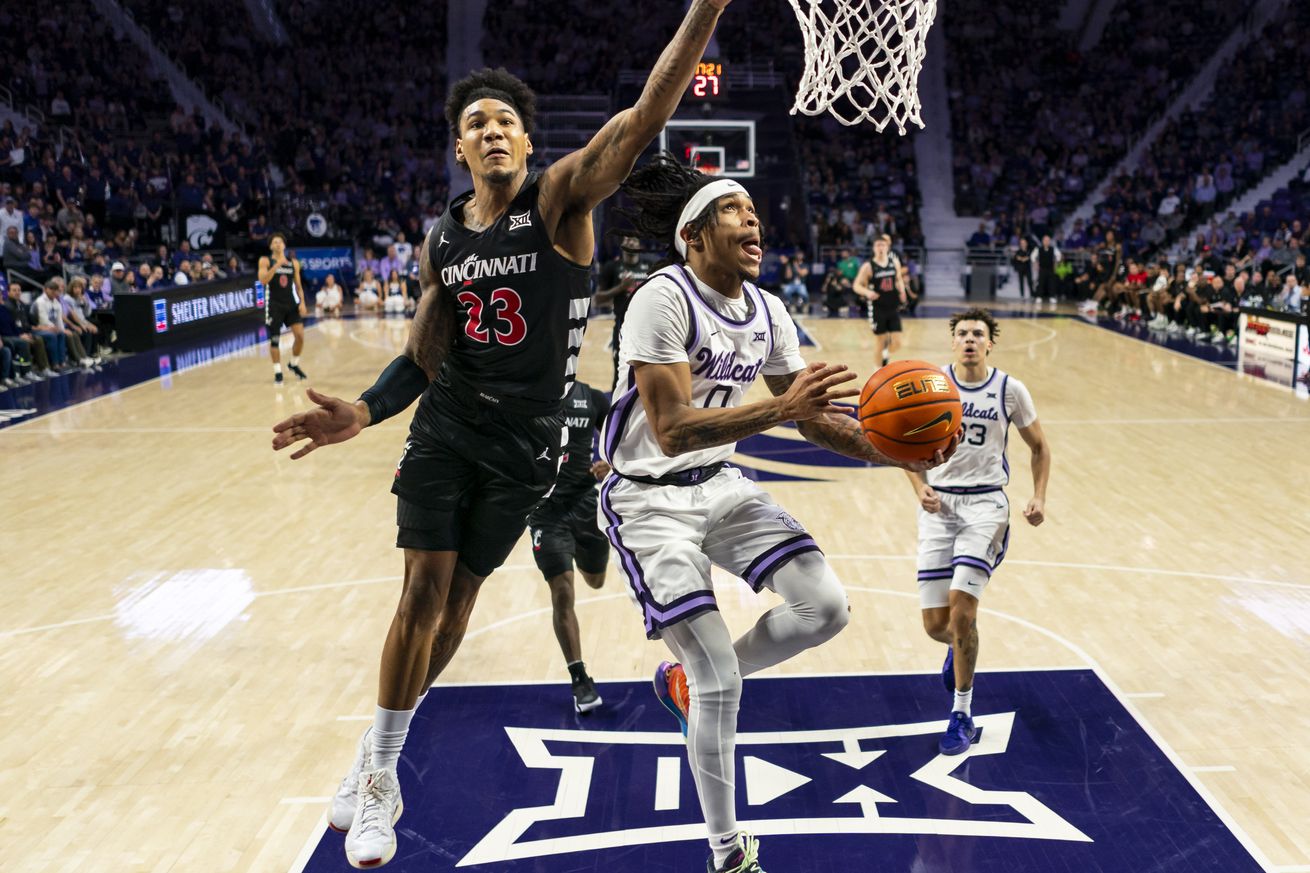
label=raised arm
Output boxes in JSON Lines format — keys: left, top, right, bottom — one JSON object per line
{"left": 764, "top": 370, "right": 957, "bottom": 472}
{"left": 540, "top": 0, "right": 730, "bottom": 219}
{"left": 635, "top": 359, "right": 857, "bottom": 457}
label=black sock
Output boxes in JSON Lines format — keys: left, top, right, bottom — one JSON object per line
{"left": 567, "top": 660, "right": 588, "bottom": 682}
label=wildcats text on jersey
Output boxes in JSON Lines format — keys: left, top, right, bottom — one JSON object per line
{"left": 440, "top": 251, "right": 540, "bottom": 286}
{"left": 961, "top": 401, "right": 1000, "bottom": 421}
{"left": 691, "top": 349, "right": 765, "bottom": 383}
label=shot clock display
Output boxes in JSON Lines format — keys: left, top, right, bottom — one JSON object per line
{"left": 688, "top": 59, "right": 725, "bottom": 100}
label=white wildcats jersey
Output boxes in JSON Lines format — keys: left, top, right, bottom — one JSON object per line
{"left": 601, "top": 264, "right": 804, "bottom": 478}
{"left": 925, "top": 365, "right": 1037, "bottom": 492}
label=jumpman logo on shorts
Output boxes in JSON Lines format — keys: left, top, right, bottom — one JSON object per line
{"left": 536, "top": 448, "right": 551, "bottom": 462}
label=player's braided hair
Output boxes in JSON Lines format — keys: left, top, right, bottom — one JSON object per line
{"left": 445, "top": 68, "right": 537, "bottom": 137}
{"left": 948, "top": 308, "right": 1000, "bottom": 341}
{"left": 614, "top": 153, "right": 720, "bottom": 264}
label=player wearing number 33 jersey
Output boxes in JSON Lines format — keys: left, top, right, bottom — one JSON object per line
{"left": 902, "top": 308, "right": 1051, "bottom": 758}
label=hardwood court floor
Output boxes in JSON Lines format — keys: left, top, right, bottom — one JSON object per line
{"left": 1, "top": 308, "right": 1307, "bottom": 872}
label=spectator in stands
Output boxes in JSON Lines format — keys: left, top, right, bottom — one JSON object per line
{"left": 0, "top": 280, "right": 44, "bottom": 381}
{"left": 1034, "top": 234, "right": 1060, "bottom": 307}
{"left": 174, "top": 260, "right": 191, "bottom": 285}
{"left": 32, "top": 278, "right": 77, "bottom": 368}
{"left": 317, "top": 274, "right": 343, "bottom": 317}
{"left": 1274, "top": 274, "right": 1302, "bottom": 313}
{"left": 4, "top": 282, "right": 54, "bottom": 376}
{"left": 967, "top": 223, "right": 991, "bottom": 247}
{"left": 779, "top": 252, "right": 810, "bottom": 314}
{"left": 0, "top": 196, "right": 23, "bottom": 240}
{"left": 63, "top": 277, "right": 103, "bottom": 358}
{"left": 355, "top": 267, "right": 381, "bottom": 313}
{"left": 1011, "top": 237, "right": 1033, "bottom": 299}
{"left": 818, "top": 259, "right": 852, "bottom": 318}
{"left": 3, "top": 225, "right": 30, "bottom": 272}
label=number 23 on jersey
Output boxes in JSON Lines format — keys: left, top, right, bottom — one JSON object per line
{"left": 456, "top": 286, "right": 527, "bottom": 346}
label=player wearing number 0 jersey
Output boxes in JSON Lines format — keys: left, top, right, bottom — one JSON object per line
{"left": 903, "top": 308, "right": 1051, "bottom": 757}
{"left": 601, "top": 154, "right": 955, "bottom": 873}
{"left": 271, "top": 7, "right": 744, "bottom": 861}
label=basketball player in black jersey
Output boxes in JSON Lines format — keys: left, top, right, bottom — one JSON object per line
{"left": 527, "top": 378, "right": 611, "bottom": 713}
{"left": 270, "top": 2, "right": 736, "bottom": 866}
{"left": 854, "top": 234, "right": 907, "bottom": 367}
{"left": 258, "top": 233, "right": 308, "bottom": 383}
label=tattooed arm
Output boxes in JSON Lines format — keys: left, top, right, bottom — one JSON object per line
{"left": 764, "top": 371, "right": 958, "bottom": 471}
{"left": 538, "top": 0, "right": 732, "bottom": 261}
{"left": 635, "top": 360, "right": 858, "bottom": 457}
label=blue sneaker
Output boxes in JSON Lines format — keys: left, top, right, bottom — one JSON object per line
{"left": 939, "top": 711, "right": 977, "bottom": 756}
{"left": 653, "top": 661, "right": 689, "bottom": 737}
{"left": 941, "top": 646, "right": 955, "bottom": 693}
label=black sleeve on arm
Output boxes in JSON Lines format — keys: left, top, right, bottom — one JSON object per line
{"left": 358, "top": 355, "right": 430, "bottom": 426}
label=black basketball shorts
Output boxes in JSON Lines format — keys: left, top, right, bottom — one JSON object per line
{"left": 528, "top": 488, "right": 610, "bottom": 580}
{"left": 392, "top": 382, "right": 564, "bottom": 577}
{"left": 871, "top": 311, "right": 903, "bottom": 335}
{"left": 266, "top": 302, "right": 302, "bottom": 335}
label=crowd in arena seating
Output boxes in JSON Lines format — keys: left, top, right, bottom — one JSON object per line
{"left": 1087, "top": 2, "right": 1310, "bottom": 261}
{"left": 118, "top": 0, "right": 450, "bottom": 245}
{"left": 948, "top": 0, "right": 1250, "bottom": 237}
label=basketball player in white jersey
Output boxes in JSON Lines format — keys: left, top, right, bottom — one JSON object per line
{"left": 903, "top": 308, "right": 1051, "bottom": 755}
{"left": 853, "top": 234, "right": 907, "bottom": 367}
{"left": 603, "top": 155, "right": 956, "bottom": 873}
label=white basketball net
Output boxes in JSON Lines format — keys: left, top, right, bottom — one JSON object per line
{"left": 788, "top": 0, "right": 937, "bottom": 132}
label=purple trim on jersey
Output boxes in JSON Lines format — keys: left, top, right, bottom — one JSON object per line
{"left": 947, "top": 364, "right": 998, "bottom": 393}
{"left": 952, "top": 555, "right": 994, "bottom": 577}
{"left": 742, "top": 533, "right": 822, "bottom": 592}
{"left": 932, "top": 484, "right": 1003, "bottom": 495}
{"left": 664, "top": 268, "right": 703, "bottom": 353}
{"left": 598, "top": 475, "right": 656, "bottom": 635}
{"left": 675, "top": 264, "right": 758, "bottom": 328}
{"left": 601, "top": 377, "right": 639, "bottom": 464}
{"left": 1000, "top": 374, "right": 1011, "bottom": 425}
{"left": 598, "top": 476, "right": 721, "bottom": 638}
{"left": 1002, "top": 430, "right": 1011, "bottom": 484}
{"left": 753, "top": 283, "right": 777, "bottom": 359}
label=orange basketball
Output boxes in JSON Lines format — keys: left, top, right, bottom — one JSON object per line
{"left": 858, "top": 360, "right": 962, "bottom": 463}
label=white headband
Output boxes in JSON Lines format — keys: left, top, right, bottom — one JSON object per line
{"left": 673, "top": 178, "right": 748, "bottom": 258}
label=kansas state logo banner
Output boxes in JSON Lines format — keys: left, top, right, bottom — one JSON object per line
{"left": 297, "top": 671, "right": 1262, "bottom": 872}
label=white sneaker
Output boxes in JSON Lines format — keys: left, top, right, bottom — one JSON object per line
{"left": 328, "top": 727, "right": 373, "bottom": 833}
{"left": 345, "top": 768, "right": 403, "bottom": 869}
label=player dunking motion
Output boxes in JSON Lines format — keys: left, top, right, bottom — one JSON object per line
{"left": 854, "top": 234, "right": 907, "bottom": 367}
{"left": 258, "top": 232, "right": 308, "bottom": 383}
{"left": 527, "top": 378, "right": 611, "bottom": 713}
{"left": 604, "top": 155, "right": 955, "bottom": 873}
{"left": 271, "top": 2, "right": 737, "bottom": 867}
{"left": 904, "top": 308, "right": 1051, "bottom": 755}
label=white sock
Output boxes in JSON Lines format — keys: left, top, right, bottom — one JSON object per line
{"left": 290, "top": 356, "right": 300, "bottom": 366}
{"left": 953, "top": 686, "right": 973, "bottom": 717}
{"left": 415, "top": 689, "right": 427, "bottom": 710}
{"left": 371, "top": 705, "right": 416, "bottom": 774}
{"left": 710, "top": 830, "right": 739, "bottom": 867}
{"left": 273, "top": 363, "right": 282, "bottom": 374}
{"left": 881, "top": 350, "right": 891, "bottom": 365}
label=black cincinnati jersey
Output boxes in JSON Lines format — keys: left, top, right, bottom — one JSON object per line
{"left": 426, "top": 172, "right": 592, "bottom": 416}
{"left": 268, "top": 260, "right": 300, "bottom": 307}
{"left": 549, "top": 380, "right": 609, "bottom": 502}
{"left": 869, "top": 255, "right": 900, "bottom": 314}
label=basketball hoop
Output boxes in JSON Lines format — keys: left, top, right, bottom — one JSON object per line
{"left": 788, "top": 0, "right": 937, "bottom": 133}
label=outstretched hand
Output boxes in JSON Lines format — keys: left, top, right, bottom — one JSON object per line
{"left": 777, "top": 361, "right": 860, "bottom": 422}
{"left": 271, "top": 387, "right": 367, "bottom": 460}
{"left": 899, "top": 427, "right": 962, "bottom": 473}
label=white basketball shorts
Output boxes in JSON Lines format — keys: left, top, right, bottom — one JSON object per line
{"left": 598, "top": 467, "right": 822, "bottom": 639}
{"left": 915, "top": 490, "right": 1011, "bottom": 609}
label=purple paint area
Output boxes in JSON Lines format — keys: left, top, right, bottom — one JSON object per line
{"left": 298, "top": 670, "right": 1263, "bottom": 872}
